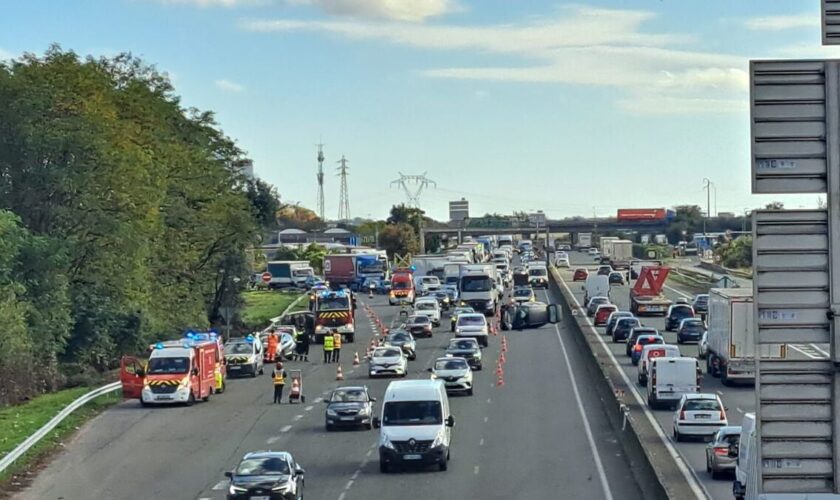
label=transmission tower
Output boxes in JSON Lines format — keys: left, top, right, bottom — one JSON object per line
{"left": 337, "top": 156, "right": 350, "bottom": 222}
{"left": 316, "top": 143, "right": 325, "bottom": 220}
{"left": 390, "top": 172, "right": 437, "bottom": 208}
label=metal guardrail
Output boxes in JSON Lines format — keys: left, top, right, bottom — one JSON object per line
{"left": 0, "top": 381, "right": 121, "bottom": 474}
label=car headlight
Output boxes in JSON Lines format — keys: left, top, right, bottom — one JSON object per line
{"left": 271, "top": 482, "right": 292, "bottom": 492}
{"left": 431, "top": 431, "right": 446, "bottom": 448}
{"left": 178, "top": 377, "right": 190, "bottom": 389}
{"left": 359, "top": 406, "right": 371, "bottom": 415}
{"left": 326, "top": 409, "right": 338, "bottom": 416}
{"left": 315, "top": 325, "right": 324, "bottom": 332}
{"left": 430, "top": 373, "right": 438, "bottom": 380}
{"left": 380, "top": 434, "right": 396, "bottom": 450}
{"left": 229, "top": 484, "right": 247, "bottom": 494}
{"left": 455, "top": 328, "right": 462, "bottom": 335}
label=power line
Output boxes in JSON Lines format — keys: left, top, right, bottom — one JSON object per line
{"left": 337, "top": 155, "right": 350, "bottom": 222}
{"left": 390, "top": 172, "right": 437, "bottom": 208}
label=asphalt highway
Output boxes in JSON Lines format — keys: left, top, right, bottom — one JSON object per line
{"left": 555, "top": 251, "right": 763, "bottom": 500}
{"left": 19, "top": 274, "right": 643, "bottom": 500}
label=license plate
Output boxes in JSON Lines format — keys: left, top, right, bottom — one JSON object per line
{"left": 229, "top": 365, "right": 241, "bottom": 370}
{"left": 403, "top": 454, "right": 422, "bottom": 460}
{"left": 340, "top": 417, "right": 355, "bottom": 421}
{"left": 156, "top": 396, "right": 173, "bottom": 400}
{"left": 251, "top": 496, "right": 270, "bottom": 500}
{"left": 695, "top": 414, "right": 711, "bottom": 419}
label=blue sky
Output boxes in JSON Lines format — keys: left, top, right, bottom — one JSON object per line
{"left": 2, "top": 0, "right": 838, "bottom": 221}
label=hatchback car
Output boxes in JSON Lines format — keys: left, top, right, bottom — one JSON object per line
{"left": 608, "top": 272, "right": 625, "bottom": 286}
{"left": 625, "top": 327, "right": 659, "bottom": 357}
{"left": 586, "top": 296, "right": 611, "bottom": 317}
{"left": 605, "top": 311, "right": 634, "bottom": 337}
{"left": 555, "top": 255, "right": 570, "bottom": 268}
{"left": 325, "top": 386, "right": 375, "bottom": 431}
{"left": 444, "top": 338, "right": 482, "bottom": 370}
{"left": 677, "top": 318, "right": 706, "bottom": 344}
{"left": 692, "top": 294, "right": 709, "bottom": 314}
{"left": 705, "top": 426, "right": 741, "bottom": 479}
{"left": 368, "top": 347, "right": 407, "bottom": 378}
{"left": 512, "top": 286, "right": 536, "bottom": 303}
{"left": 449, "top": 306, "right": 475, "bottom": 332}
{"left": 431, "top": 290, "right": 452, "bottom": 311}
{"left": 404, "top": 315, "right": 433, "bottom": 338}
{"left": 572, "top": 268, "right": 589, "bottom": 281}
{"left": 413, "top": 298, "right": 442, "bottom": 326}
{"left": 429, "top": 357, "right": 474, "bottom": 395}
{"left": 594, "top": 304, "right": 618, "bottom": 326}
{"left": 386, "top": 330, "right": 417, "bottom": 360}
{"left": 612, "top": 317, "right": 641, "bottom": 343}
{"left": 630, "top": 335, "right": 665, "bottom": 365}
{"left": 596, "top": 265, "right": 613, "bottom": 276}
{"left": 665, "top": 304, "right": 696, "bottom": 331}
{"left": 225, "top": 451, "right": 304, "bottom": 500}
{"left": 454, "top": 313, "right": 489, "bottom": 347}
{"left": 673, "top": 393, "right": 728, "bottom": 442}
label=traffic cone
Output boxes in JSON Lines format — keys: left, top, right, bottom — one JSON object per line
{"left": 336, "top": 365, "right": 344, "bottom": 381}
{"left": 496, "top": 371, "right": 505, "bottom": 387}
{"left": 489, "top": 322, "right": 497, "bottom": 336}
{"left": 369, "top": 289, "right": 374, "bottom": 298}
{"left": 495, "top": 362, "right": 504, "bottom": 376}
{"left": 353, "top": 352, "right": 360, "bottom": 366}
{"left": 499, "top": 352, "right": 506, "bottom": 364}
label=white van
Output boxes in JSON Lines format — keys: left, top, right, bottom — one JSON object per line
{"left": 583, "top": 275, "right": 610, "bottom": 305}
{"left": 415, "top": 275, "right": 441, "bottom": 294}
{"left": 373, "top": 380, "right": 454, "bottom": 473}
{"left": 646, "top": 357, "right": 700, "bottom": 409}
{"left": 637, "top": 344, "right": 681, "bottom": 386}
{"left": 733, "top": 412, "right": 755, "bottom": 500}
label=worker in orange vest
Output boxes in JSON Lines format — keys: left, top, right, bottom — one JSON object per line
{"left": 271, "top": 361, "right": 287, "bottom": 404}
{"left": 267, "top": 328, "right": 278, "bottom": 362}
{"left": 331, "top": 330, "right": 343, "bottom": 363}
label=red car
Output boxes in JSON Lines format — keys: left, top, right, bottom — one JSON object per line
{"left": 573, "top": 268, "right": 589, "bottom": 282}
{"left": 594, "top": 304, "right": 618, "bottom": 326}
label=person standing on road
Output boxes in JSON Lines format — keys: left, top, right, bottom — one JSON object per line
{"left": 331, "top": 330, "right": 342, "bottom": 363}
{"left": 323, "top": 332, "right": 334, "bottom": 363}
{"left": 267, "top": 328, "right": 278, "bottom": 363}
{"left": 271, "top": 362, "right": 287, "bottom": 404}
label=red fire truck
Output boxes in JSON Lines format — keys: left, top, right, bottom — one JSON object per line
{"left": 313, "top": 289, "right": 355, "bottom": 343}
{"left": 389, "top": 268, "right": 415, "bottom": 305}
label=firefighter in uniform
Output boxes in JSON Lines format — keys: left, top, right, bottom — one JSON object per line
{"left": 323, "top": 332, "right": 334, "bottom": 363}
{"left": 331, "top": 330, "right": 342, "bottom": 363}
{"left": 271, "top": 361, "right": 287, "bottom": 404}
{"left": 267, "top": 328, "right": 278, "bottom": 362}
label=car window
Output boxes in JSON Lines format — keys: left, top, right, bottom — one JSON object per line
{"left": 409, "top": 316, "right": 430, "bottom": 324}
{"left": 450, "top": 339, "right": 477, "bottom": 350}
{"left": 374, "top": 348, "right": 401, "bottom": 357}
{"left": 458, "top": 316, "right": 486, "bottom": 326}
{"left": 236, "top": 457, "right": 290, "bottom": 476}
{"left": 684, "top": 400, "right": 721, "bottom": 411}
{"left": 225, "top": 343, "right": 252, "bottom": 355}
{"left": 416, "top": 302, "right": 437, "bottom": 310}
{"left": 382, "top": 401, "right": 442, "bottom": 426}
{"left": 435, "top": 359, "right": 468, "bottom": 370}
{"left": 331, "top": 389, "right": 368, "bottom": 402}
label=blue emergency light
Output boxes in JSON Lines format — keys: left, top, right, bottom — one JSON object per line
{"left": 410, "top": 265, "right": 416, "bottom": 271}
{"left": 245, "top": 335, "right": 255, "bottom": 343}
{"left": 155, "top": 342, "right": 165, "bottom": 350}
{"left": 185, "top": 331, "right": 195, "bottom": 339}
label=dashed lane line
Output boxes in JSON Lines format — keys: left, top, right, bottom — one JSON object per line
{"left": 280, "top": 425, "right": 292, "bottom": 433}
{"left": 266, "top": 436, "right": 281, "bottom": 444}
{"left": 305, "top": 405, "right": 314, "bottom": 411}
{"left": 212, "top": 480, "right": 226, "bottom": 490}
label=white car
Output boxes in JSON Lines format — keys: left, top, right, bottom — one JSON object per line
{"left": 429, "top": 356, "right": 474, "bottom": 395}
{"left": 554, "top": 255, "right": 570, "bottom": 267}
{"left": 454, "top": 313, "right": 489, "bottom": 347}
{"left": 698, "top": 330, "right": 709, "bottom": 359}
{"left": 637, "top": 344, "right": 681, "bottom": 386}
{"left": 415, "top": 275, "right": 441, "bottom": 295}
{"left": 673, "top": 393, "right": 728, "bottom": 442}
{"left": 413, "top": 297, "right": 442, "bottom": 326}
{"left": 588, "top": 247, "right": 600, "bottom": 256}
{"left": 368, "top": 347, "right": 407, "bottom": 378}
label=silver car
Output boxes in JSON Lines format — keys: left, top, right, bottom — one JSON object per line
{"left": 705, "top": 426, "right": 740, "bottom": 479}
{"left": 368, "top": 347, "right": 407, "bottom": 378}
{"left": 385, "top": 330, "right": 417, "bottom": 360}
{"left": 429, "top": 356, "right": 474, "bottom": 395}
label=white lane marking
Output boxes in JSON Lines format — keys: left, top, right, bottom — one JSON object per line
{"left": 366, "top": 449, "right": 373, "bottom": 457}
{"left": 293, "top": 414, "right": 303, "bottom": 421}
{"left": 479, "top": 438, "right": 485, "bottom": 446}
{"left": 305, "top": 405, "right": 314, "bottom": 412}
{"left": 199, "top": 498, "right": 212, "bottom": 500}
{"left": 352, "top": 470, "right": 360, "bottom": 480}
{"left": 344, "top": 480, "right": 354, "bottom": 490}
{"left": 212, "top": 480, "right": 226, "bottom": 490}
{"left": 483, "top": 416, "right": 488, "bottom": 423}
{"left": 338, "top": 493, "right": 346, "bottom": 500}
{"left": 553, "top": 278, "right": 711, "bottom": 500}
{"left": 736, "top": 407, "right": 744, "bottom": 414}
{"left": 266, "top": 436, "right": 280, "bottom": 444}
{"left": 545, "top": 292, "right": 613, "bottom": 500}
{"left": 716, "top": 390, "right": 723, "bottom": 396}
{"left": 474, "top": 465, "right": 480, "bottom": 475}
{"left": 788, "top": 344, "right": 822, "bottom": 360}
{"left": 314, "top": 397, "right": 323, "bottom": 403}
{"left": 486, "top": 398, "right": 492, "bottom": 404}
{"left": 280, "top": 425, "right": 292, "bottom": 433}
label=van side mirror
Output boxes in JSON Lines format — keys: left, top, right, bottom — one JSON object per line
{"left": 191, "top": 368, "right": 199, "bottom": 376}
{"left": 373, "top": 417, "right": 381, "bottom": 429}
{"left": 728, "top": 443, "right": 739, "bottom": 458}
{"left": 446, "top": 415, "right": 455, "bottom": 427}
{"left": 295, "top": 466, "right": 305, "bottom": 476}
{"left": 224, "top": 471, "right": 233, "bottom": 478}
{"left": 136, "top": 369, "right": 146, "bottom": 377}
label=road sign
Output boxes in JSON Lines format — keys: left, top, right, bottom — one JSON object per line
{"left": 750, "top": 59, "right": 833, "bottom": 194}
{"left": 261, "top": 272, "right": 272, "bottom": 283}
{"left": 823, "top": 1, "right": 840, "bottom": 45}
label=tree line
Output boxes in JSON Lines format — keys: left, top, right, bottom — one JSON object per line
{"left": 0, "top": 48, "right": 270, "bottom": 404}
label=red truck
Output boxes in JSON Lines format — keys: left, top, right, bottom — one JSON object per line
{"left": 629, "top": 266, "right": 672, "bottom": 316}
{"left": 324, "top": 254, "right": 356, "bottom": 288}
{"left": 313, "top": 289, "right": 356, "bottom": 343}
{"left": 617, "top": 208, "right": 676, "bottom": 222}
{"left": 389, "top": 268, "right": 415, "bottom": 305}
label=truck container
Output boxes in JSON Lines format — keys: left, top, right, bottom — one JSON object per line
{"left": 706, "top": 288, "right": 785, "bottom": 386}
{"left": 324, "top": 255, "right": 357, "bottom": 289}
{"left": 599, "top": 236, "right": 619, "bottom": 251}
{"left": 608, "top": 240, "right": 634, "bottom": 269}
{"left": 617, "top": 208, "right": 676, "bottom": 222}
{"left": 575, "top": 233, "right": 592, "bottom": 249}
{"left": 412, "top": 255, "right": 450, "bottom": 279}
{"left": 266, "top": 260, "right": 314, "bottom": 289}
{"left": 497, "top": 234, "right": 514, "bottom": 249}
{"left": 629, "top": 266, "right": 672, "bottom": 316}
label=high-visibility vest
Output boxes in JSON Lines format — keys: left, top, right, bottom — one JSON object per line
{"left": 333, "top": 333, "right": 342, "bottom": 349}
{"left": 273, "top": 370, "right": 286, "bottom": 385}
{"left": 323, "top": 336, "right": 334, "bottom": 351}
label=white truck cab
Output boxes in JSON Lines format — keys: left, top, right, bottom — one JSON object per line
{"left": 373, "top": 380, "right": 454, "bottom": 473}
{"left": 646, "top": 357, "right": 700, "bottom": 409}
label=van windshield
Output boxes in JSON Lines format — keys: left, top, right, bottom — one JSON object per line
{"left": 461, "top": 276, "right": 492, "bottom": 292}
{"left": 382, "top": 401, "right": 442, "bottom": 426}
{"left": 147, "top": 356, "right": 189, "bottom": 375}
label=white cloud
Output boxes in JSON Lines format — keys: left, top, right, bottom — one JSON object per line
{"left": 288, "top": 0, "right": 454, "bottom": 22}
{"left": 215, "top": 79, "right": 246, "bottom": 92}
{"left": 241, "top": 5, "right": 748, "bottom": 115}
{"left": 745, "top": 13, "right": 819, "bottom": 31}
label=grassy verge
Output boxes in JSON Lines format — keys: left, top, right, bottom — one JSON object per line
{"left": 0, "top": 387, "right": 121, "bottom": 491}
{"left": 242, "top": 290, "right": 303, "bottom": 329}
{"left": 667, "top": 273, "right": 709, "bottom": 293}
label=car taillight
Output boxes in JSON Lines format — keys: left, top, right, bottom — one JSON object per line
{"left": 679, "top": 410, "right": 686, "bottom": 420}
{"left": 713, "top": 446, "right": 728, "bottom": 456}
{"left": 634, "top": 344, "right": 642, "bottom": 352}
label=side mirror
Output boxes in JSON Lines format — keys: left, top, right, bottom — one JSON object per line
{"left": 728, "top": 442, "right": 739, "bottom": 458}
{"left": 295, "top": 466, "right": 305, "bottom": 476}
{"left": 136, "top": 369, "right": 146, "bottom": 377}
{"left": 445, "top": 415, "right": 455, "bottom": 427}
{"left": 373, "top": 417, "right": 381, "bottom": 429}
{"left": 224, "top": 471, "right": 233, "bottom": 478}
{"left": 191, "top": 368, "right": 199, "bottom": 376}
{"left": 427, "top": 368, "right": 432, "bottom": 372}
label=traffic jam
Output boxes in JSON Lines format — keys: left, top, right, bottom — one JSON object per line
{"left": 552, "top": 226, "right": 772, "bottom": 499}
{"left": 116, "top": 236, "right": 562, "bottom": 500}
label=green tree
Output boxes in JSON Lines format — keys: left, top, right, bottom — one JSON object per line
{"left": 246, "top": 178, "right": 282, "bottom": 229}
{"left": 379, "top": 223, "right": 420, "bottom": 258}
{"left": 765, "top": 201, "right": 785, "bottom": 210}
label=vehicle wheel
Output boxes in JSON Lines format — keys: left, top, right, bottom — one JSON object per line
{"left": 347, "top": 335, "right": 354, "bottom": 344}
{"left": 251, "top": 365, "right": 258, "bottom": 378}
{"left": 218, "top": 380, "right": 226, "bottom": 394}
{"left": 366, "top": 422, "right": 373, "bottom": 430}
{"left": 203, "top": 389, "right": 211, "bottom": 402}
{"left": 721, "top": 368, "right": 733, "bottom": 387}
{"left": 439, "top": 459, "right": 448, "bottom": 471}
{"left": 401, "top": 372, "right": 407, "bottom": 378}
{"left": 676, "top": 337, "right": 682, "bottom": 344}
{"left": 674, "top": 428, "right": 683, "bottom": 442}
{"left": 476, "top": 364, "right": 482, "bottom": 371}
{"left": 710, "top": 355, "right": 721, "bottom": 378}
{"left": 467, "top": 388, "right": 474, "bottom": 396}
{"left": 186, "top": 392, "right": 196, "bottom": 407}
{"left": 611, "top": 334, "right": 618, "bottom": 343}
{"left": 706, "top": 457, "right": 711, "bottom": 473}
{"left": 140, "top": 400, "right": 151, "bottom": 408}
{"left": 301, "top": 395, "right": 306, "bottom": 403}
{"left": 711, "top": 468, "right": 721, "bottom": 480}
{"left": 325, "top": 423, "right": 333, "bottom": 432}
{"left": 379, "top": 461, "right": 389, "bottom": 473}
{"left": 259, "top": 365, "right": 265, "bottom": 375}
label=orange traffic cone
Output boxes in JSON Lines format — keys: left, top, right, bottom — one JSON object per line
{"left": 353, "top": 352, "right": 360, "bottom": 366}
{"left": 495, "top": 362, "right": 504, "bottom": 376}
{"left": 490, "top": 322, "right": 497, "bottom": 336}
{"left": 336, "top": 365, "right": 344, "bottom": 381}
{"left": 499, "top": 352, "right": 506, "bottom": 364}
{"left": 496, "top": 372, "right": 505, "bottom": 387}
